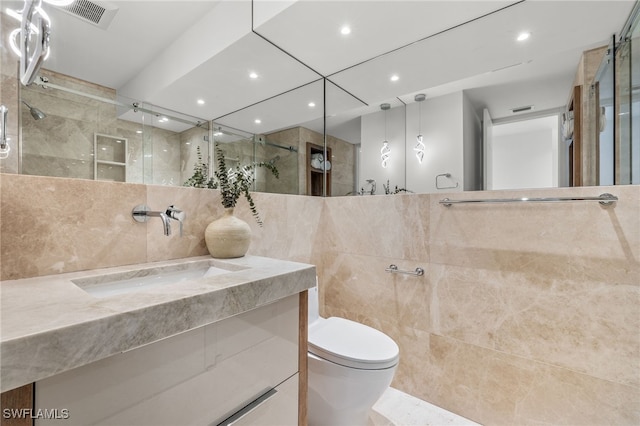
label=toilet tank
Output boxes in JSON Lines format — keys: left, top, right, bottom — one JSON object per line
{"left": 308, "top": 279, "right": 320, "bottom": 324}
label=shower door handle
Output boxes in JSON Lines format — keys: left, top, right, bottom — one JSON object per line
{"left": 0, "top": 105, "right": 9, "bottom": 158}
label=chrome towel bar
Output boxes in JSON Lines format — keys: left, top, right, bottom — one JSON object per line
{"left": 385, "top": 264, "right": 424, "bottom": 276}
{"left": 440, "top": 193, "right": 618, "bottom": 207}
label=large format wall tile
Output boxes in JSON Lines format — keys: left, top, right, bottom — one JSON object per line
{"left": 1, "top": 170, "right": 638, "bottom": 425}
{"left": 321, "top": 186, "right": 639, "bottom": 425}
{"left": 422, "top": 334, "right": 639, "bottom": 426}
{"left": 322, "top": 251, "right": 430, "bottom": 333}
{"left": 0, "top": 174, "right": 146, "bottom": 280}
{"left": 323, "top": 194, "right": 430, "bottom": 261}
{"left": 430, "top": 263, "right": 640, "bottom": 388}
{"left": 242, "top": 192, "right": 324, "bottom": 265}
{"left": 429, "top": 186, "right": 640, "bottom": 270}
{"left": 145, "top": 185, "right": 220, "bottom": 263}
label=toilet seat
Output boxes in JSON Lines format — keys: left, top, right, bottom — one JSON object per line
{"left": 308, "top": 317, "right": 399, "bottom": 370}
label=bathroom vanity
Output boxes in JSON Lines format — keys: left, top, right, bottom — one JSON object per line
{"left": 0, "top": 255, "right": 315, "bottom": 425}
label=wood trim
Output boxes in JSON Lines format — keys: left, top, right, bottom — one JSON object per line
{"left": 298, "top": 290, "right": 308, "bottom": 426}
{"left": 572, "top": 85, "right": 583, "bottom": 186}
{"left": 306, "top": 142, "right": 331, "bottom": 196}
{"left": 1, "top": 384, "right": 34, "bottom": 426}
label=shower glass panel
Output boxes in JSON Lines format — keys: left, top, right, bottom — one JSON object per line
{"left": 598, "top": 44, "right": 615, "bottom": 186}
{"left": 632, "top": 18, "right": 640, "bottom": 184}
{"left": 616, "top": 4, "right": 640, "bottom": 184}
{"left": 19, "top": 70, "right": 209, "bottom": 185}
{"left": 136, "top": 102, "right": 210, "bottom": 186}
{"left": 617, "top": 36, "right": 632, "bottom": 184}
{"left": 257, "top": 134, "right": 299, "bottom": 195}
{"left": 212, "top": 124, "right": 299, "bottom": 194}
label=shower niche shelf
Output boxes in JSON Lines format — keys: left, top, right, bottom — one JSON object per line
{"left": 307, "top": 142, "right": 331, "bottom": 196}
{"left": 94, "top": 133, "right": 127, "bottom": 182}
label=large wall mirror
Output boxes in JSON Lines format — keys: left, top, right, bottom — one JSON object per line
{"left": 2, "top": 0, "right": 638, "bottom": 195}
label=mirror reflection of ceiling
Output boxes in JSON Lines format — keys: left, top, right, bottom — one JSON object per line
{"left": 36, "top": 0, "right": 635, "bottom": 135}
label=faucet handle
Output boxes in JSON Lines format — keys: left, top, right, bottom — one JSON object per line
{"left": 166, "top": 205, "right": 185, "bottom": 221}
{"left": 166, "top": 205, "right": 186, "bottom": 236}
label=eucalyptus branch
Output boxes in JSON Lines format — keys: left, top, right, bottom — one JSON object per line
{"left": 210, "top": 144, "right": 279, "bottom": 226}
{"left": 184, "top": 146, "right": 216, "bottom": 189}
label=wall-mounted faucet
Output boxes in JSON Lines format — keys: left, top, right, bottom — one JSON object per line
{"left": 132, "top": 205, "right": 186, "bottom": 236}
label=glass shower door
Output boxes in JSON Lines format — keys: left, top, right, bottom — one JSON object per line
{"left": 616, "top": 6, "right": 640, "bottom": 184}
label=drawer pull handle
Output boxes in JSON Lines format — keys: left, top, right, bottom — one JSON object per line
{"left": 214, "top": 387, "right": 278, "bottom": 426}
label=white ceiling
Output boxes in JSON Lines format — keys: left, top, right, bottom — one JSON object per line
{"left": 9, "top": 0, "right": 636, "bottom": 137}
{"left": 253, "top": 0, "right": 518, "bottom": 76}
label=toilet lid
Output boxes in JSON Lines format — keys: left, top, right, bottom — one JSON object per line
{"left": 308, "top": 317, "right": 399, "bottom": 370}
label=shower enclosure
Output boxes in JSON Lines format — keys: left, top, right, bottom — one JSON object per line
{"left": 212, "top": 125, "right": 300, "bottom": 195}
{"left": 596, "top": 2, "right": 640, "bottom": 185}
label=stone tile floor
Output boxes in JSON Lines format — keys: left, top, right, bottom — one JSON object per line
{"left": 369, "top": 387, "right": 481, "bottom": 426}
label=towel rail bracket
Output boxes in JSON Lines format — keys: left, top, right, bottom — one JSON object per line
{"left": 385, "top": 264, "right": 424, "bottom": 277}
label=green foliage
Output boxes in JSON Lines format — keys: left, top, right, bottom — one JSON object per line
{"left": 383, "top": 179, "right": 413, "bottom": 195}
{"left": 212, "top": 144, "right": 279, "bottom": 226}
{"left": 185, "top": 145, "right": 279, "bottom": 226}
{"left": 183, "top": 146, "right": 217, "bottom": 189}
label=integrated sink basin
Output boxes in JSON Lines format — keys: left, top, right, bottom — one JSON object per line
{"left": 71, "top": 260, "right": 245, "bottom": 298}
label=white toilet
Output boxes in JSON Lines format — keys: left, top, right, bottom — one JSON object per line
{"left": 307, "top": 284, "right": 399, "bottom": 426}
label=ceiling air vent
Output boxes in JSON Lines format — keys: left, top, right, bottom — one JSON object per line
{"left": 511, "top": 105, "right": 534, "bottom": 114}
{"left": 58, "top": 0, "right": 118, "bottom": 30}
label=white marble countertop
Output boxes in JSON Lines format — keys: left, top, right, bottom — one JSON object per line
{"left": 0, "top": 255, "right": 316, "bottom": 393}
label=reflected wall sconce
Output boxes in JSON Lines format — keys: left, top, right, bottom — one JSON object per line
{"left": 7, "top": 0, "right": 54, "bottom": 85}
{"left": 380, "top": 103, "right": 391, "bottom": 168}
{"left": 414, "top": 94, "right": 426, "bottom": 164}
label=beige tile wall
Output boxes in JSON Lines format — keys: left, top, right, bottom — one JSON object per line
{"left": 0, "top": 173, "right": 323, "bottom": 280}
{"left": 0, "top": 172, "right": 638, "bottom": 425}
{"left": 322, "top": 185, "right": 640, "bottom": 425}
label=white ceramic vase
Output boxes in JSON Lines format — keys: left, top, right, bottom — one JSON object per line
{"left": 204, "top": 208, "right": 251, "bottom": 258}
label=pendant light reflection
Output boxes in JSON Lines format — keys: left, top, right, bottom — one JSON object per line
{"left": 414, "top": 94, "right": 426, "bottom": 164}
{"left": 380, "top": 103, "right": 391, "bottom": 168}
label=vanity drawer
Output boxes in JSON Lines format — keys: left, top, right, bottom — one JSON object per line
{"left": 217, "top": 373, "right": 298, "bottom": 426}
{"left": 35, "top": 294, "right": 300, "bottom": 425}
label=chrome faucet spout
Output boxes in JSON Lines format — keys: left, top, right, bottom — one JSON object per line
{"left": 145, "top": 211, "right": 171, "bottom": 236}
{"left": 132, "top": 205, "right": 178, "bottom": 236}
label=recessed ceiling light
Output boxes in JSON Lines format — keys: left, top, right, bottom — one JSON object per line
{"left": 390, "top": 74, "right": 399, "bottom": 82}
{"left": 340, "top": 25, "right": 351, "bottom": 35}
{"left": 308, "top": 102, "right": 316, "bottom": 108}
{"left": 249, "top": 72, "right": 258, "bottom": 79}
{"left": 136, "top": 130, "right": 143, "bottom": 134}
{"left": 254, "top": 119, "right": 262, "bottom": 124}
{"left": 214, "top": 131, "right": 223, "bottom": 137}
{"left": 197, "top": 99, "right": 205, "bottom": 105}
{"left": 517, "top": 32, "right": 530, "bottom": 42}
